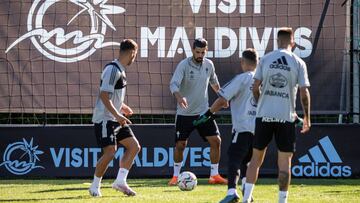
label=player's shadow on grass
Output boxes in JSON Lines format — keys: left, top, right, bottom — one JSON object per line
{"left": 0, "top": 195, "right": 91, "bottom": 202}
{"left": 32, "top": 187, "right": 89, "bottom": 193}
{"left": 323, "top": 189, "right": 360, "bottom": 194}
{"left": 127, "top": 178, "right": 215, "bottom": 189}
{"left": 32, "top": 186, "right": 115, "bottom": 193}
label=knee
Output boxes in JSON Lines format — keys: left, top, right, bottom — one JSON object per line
{"left": 103, "top": 148, "right": 116, "bottom": 158}
{"left": 124, "top": 140, "right": 141, "bottom": 155}
{"left": 134, "top": 143, "right": 141, "bottom": 154}
{"left": 209, "top": 136, "right": 221, "bottom": 148}
{"left": 176, "top": 141, "right": 187, "bottom": 151}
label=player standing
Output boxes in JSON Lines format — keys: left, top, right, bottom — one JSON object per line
{"left": 89, "top": 39, "right": 140, "bottom": 197}
{"left": 168, "top": 38, "right": 227, "bottom": 186}
{"left": 242, "top": 27, "right": 311, "bottom": 203}
{"left": 193, "top": 48, "right": 258, "bottom": 202}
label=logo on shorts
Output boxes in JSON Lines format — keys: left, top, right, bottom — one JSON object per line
{"left": 292, "top": 136, "right": 352, "bottom": 177}
{"left": 0, "top": 138, "right": 44, "bottom": 175}
{"left": 5, "top": 0, "right": 125, "bottom": 63}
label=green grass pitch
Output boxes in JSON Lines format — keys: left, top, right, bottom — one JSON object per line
{"left": 0, "top": 178, "right": 359, "bottom": 202}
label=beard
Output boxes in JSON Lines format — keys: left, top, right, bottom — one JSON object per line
{"left": 193, "top": 57, "right": 203, "bottom": 63}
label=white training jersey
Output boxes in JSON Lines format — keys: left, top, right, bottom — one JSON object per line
{"left": 92, "top": 60, "right": 127, "bottom": 123}
{"left": 169, "top": 57, "right": 219, "bottom": 115}
{"left": 218, "top": 71, "right": 257, "bottom": 134}
{"left": 254, "top": 49, "right": 310, "bottom": 122}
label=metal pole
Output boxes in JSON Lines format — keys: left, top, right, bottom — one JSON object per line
{"left": 339, "top": 1, "right": 352, "bottom": 123}
{"left": 353, "top": 0, "right": 360, "bottom": 123}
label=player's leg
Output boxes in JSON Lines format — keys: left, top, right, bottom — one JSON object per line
{"left": 240, "top": 146, "right": 252, "bottom": 189}
{"left": 168, "top": 139, "right": 188, "bottom": 185}
{"left": 240, "top": 135, "right": 254, "bottom": 202}
{"left": 243, "top": 118, "right": 273, "bottom": 203}
{"left": 112, "top": 125, "right": 140, "bottom": 196}
{"left": 242, "top": 148, "right": 266, "bottom": 203}
{"left": 277, "top": 151, "right": 293, "bottom": 203}
{"left": 219, "top": 132, "right": 252, "bottom": 203}
{"left": 275, "top": 121, "right": 296, "bottom": 203}
{"left": 169, "top": 115, "right": 193, "bottom": 186}
{"left": 198, "top": 119, "right": 227, "bottom": 184}
{"left": 90, "top": 121, "right": 117, "bottom": 197}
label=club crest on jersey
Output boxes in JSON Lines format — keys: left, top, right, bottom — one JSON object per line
{"left": 269, "top": 73, "right": 288, "bottom": 88}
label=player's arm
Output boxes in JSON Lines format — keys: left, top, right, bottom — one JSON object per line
{"left": 170, "top": 63, "right": 188, "bottom": 109}
{"left": 100, "top": 91, "right": 131, "bottom": 125}
{"left": 121, "top": 103, "right": 133, "bottom": 117}
{"left": 210, "top": 96, "right": 228, "bottom": 113}
{"left": 209, "top": 67, "right": 229, "bottom": 108}
{"left": 300, "top": 87, "right": 311, "bottom": 133}
{"left": 193, "top": 96, "right": 228, "bottom": 126}
{"left": 252, "top": 79, "right": 262, "bottom": 102}
{"left": 211, "top": 83, "right": 229, "bottom": 108}
{"left": 173, "top": 91, "right": 188, "bottom": 109}
{"left": 210, "top": 83, "right": 220, "bottom": 93}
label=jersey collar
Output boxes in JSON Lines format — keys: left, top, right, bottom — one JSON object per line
{"left": 188, "top": 57, "right": 203, "bottom": 69}
{"left": 113, "top": 59, "right": 125, "bottom": 72}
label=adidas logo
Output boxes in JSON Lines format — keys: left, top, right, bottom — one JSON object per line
{"left": 269, "top": 56, "right": 290, "bottom": 71}
{"left": 292, "top": 136, "right": 352, "bottom": 177}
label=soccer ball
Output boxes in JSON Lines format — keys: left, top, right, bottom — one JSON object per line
{"left": 177, "top": 171, "right": 197, "bottom": 191}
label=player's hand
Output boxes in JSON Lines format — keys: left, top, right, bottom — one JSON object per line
{"left": 300, "top": 116, "right": 310, "bottom": 134}
{"left": 193, "top": 109, "right": 214, "bottom": 126}
{"left": 122, "top": 105, "right": 133, "bottom": 117}
{"left": 294, "top": 116, "right": 304, "bottom": 128}
{"left": 116, "top": 114, "right": 132, "bottom": 126}
{"left": 177, "top": 97, "right": 188, "bottom": 109}
{"left": 223, "top": 101, "right": 229, "bottom": 108}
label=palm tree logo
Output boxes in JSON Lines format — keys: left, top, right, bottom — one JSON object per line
{"left": 5, "top": 0, "right": 126, "bottom": 63}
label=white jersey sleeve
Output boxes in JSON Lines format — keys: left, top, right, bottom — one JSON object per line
{"left": 254, "top": 58, "right": 264, "bottom": 81}
{"left": 100, "top": 65, "right": 120, "bottom": 93}
{"left": 169, "top": 61, "right": 185, "bottom": 94}
{"left": 218, "top": 75, "right": 244, "bottom": 101}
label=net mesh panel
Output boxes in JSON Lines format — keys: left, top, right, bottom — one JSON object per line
{"left": 0, "top": 0, "right": 355, "bottom": 124}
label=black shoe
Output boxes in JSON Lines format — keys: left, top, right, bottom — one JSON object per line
{"left": 219, "top": 194, "right": 240, "bottom": 203}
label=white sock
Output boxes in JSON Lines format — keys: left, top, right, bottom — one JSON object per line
{"left": 115, "top": 168, "right": 129, "bottom": 184}
{"left": 242, "top": 183, "right": 255, "bottom": 202}
{"left": 241, "top": 177, "right": 246, "bottom": 190}
{"left": 92, "top": 175, "right": 102, "bottom": 188}
{"left": 227, "top": 188, "right": 237, "bottom": 196}
{"left": 173, "top": 162, "right": 182, "bottom": 176}
{"left": 210, "top": 163, "right": 219, "bottom": 176}
{"left": 278, "top": 191, "right": 288, "bottom": 203}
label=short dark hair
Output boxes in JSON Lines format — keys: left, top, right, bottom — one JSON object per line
{"left": 242, "top": 48, "right": 258, "bottom": 65}
{"left": 120, "top": 39, "right": 138, "bottom": 52}
{"left": 193, "top": 38, "right": 208, "bottom": 49}
{"left": 277, "top": 27, "right": 293, "bottom": 40}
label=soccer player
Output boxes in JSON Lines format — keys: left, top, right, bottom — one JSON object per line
{"left": 193, "top": 48, "right": 259, "bottom": 202}
{"left": 89, "top": 39, "right": 140, "bottom": 197}
{"left": 168, "top": 38, "right": 227, "bottom": 186}
{"left": 242, "top": 27, "right": 311, "bottom": 203}
{"left": 204, "top": 48, "right": 257, "bottom": 203}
